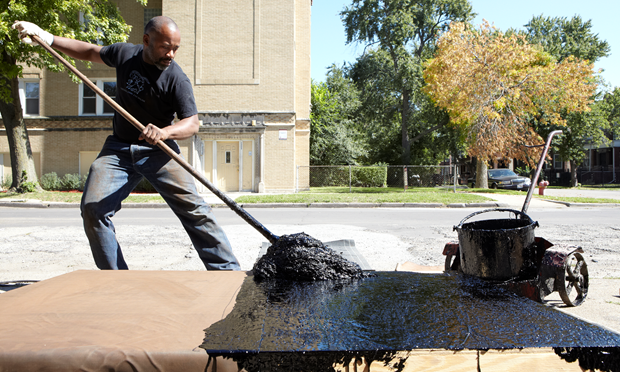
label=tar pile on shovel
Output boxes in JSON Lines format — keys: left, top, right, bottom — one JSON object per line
{"left": 252, "top": 233, "right": 373, "bottom": 281}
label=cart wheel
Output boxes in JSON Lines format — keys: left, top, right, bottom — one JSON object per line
{"left": 444, "top": 254, "right": 461, "bottom": 272}
{"left": 558, "top": 252, "right": 588, "bottom": 307}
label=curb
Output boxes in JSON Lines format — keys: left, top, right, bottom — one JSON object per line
{"left": 0, "top": 201, "right": 507, "bottom": 209}
{"left": 541, "top": 199, "right": 620, "bottom": 208}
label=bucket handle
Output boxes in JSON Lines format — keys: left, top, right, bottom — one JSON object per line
{"left": 453, "top": 208, "right": 537, "bottom": 231}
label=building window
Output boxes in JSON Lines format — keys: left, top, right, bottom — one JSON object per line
{"left": 144, "top": 9, "right": 162, "bottom": 28}
{"left": 24, "top": 82, "right": 39, "bottom": 116}
{"left": 80, "top": 80, "right": 116, "bottom": 116}
{"left": 79, "top": 11, "right": 103, "bottom": 45}
{"left": 225, "top": 151, "right": 232, "bottom": 164}
{"left": 18, "top": 80, "right": 40, "bottom": 116}
{"left": 553, "top": 154, "right": 562, "bottom": 169}
{"left": 581, "top": 152, "right": 591, "bottom": 168}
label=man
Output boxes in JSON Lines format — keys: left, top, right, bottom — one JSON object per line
{"left": 13, "top": 17, "right": 240, "bottom": 271}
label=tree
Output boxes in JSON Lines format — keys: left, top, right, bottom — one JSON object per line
{"left": 424, "top": 22, "right": 596, "bottom": 187}
{"left": 341, "top": 0, "right": 473, "bottom": 165}
{"left": 0, "top": 0, "right": 143, "bottom": 192}
{"left": 523, "top": 15, "right": 611, "bottom": 186}
{"left": 310, "top": 66, "right": 366, "bottom": 165}
{"left": 524, "top": 15, "right": 610, "bottom": 64}
{"left": 555, "top": 99, "right": 610, "bottom": 186}
{"left": 348, "top": 49, "right": 458, "bottom": 165}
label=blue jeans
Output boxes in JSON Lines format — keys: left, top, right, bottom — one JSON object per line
{"left": 81, "top": 135, "right": 240, "bottom": 271}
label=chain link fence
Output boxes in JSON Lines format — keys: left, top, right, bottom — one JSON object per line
{"left": 541, "top": 166, "right": 619, "bottom": 186}
{"left": 296, "top": 165, "right": 459, "bottom": 192}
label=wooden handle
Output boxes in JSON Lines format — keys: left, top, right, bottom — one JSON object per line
{"left": 33, "top": 35, "right": 279, "bottom": 244}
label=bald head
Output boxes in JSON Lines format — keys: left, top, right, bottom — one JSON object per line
{"left": 142, "top": 16, "right": 181, "bottom": 71}
{"left": 144, "top": 16, "right": 178, "bottom": 36}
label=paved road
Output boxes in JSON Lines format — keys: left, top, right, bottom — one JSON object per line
{"left": 1, "top": 203, "right": 618, "bottom": 232}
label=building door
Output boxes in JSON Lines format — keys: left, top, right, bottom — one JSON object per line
{"left": 217, "top": 141, "right": 239, "bottom": 191}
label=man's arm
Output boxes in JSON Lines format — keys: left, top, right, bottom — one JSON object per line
{"left": 12, "top": 21, "right": 103, "bottom": 64}
{"left": 51, "top": 36, "right": 104, "bottom": 64}
{"left": 139, "top": 115, "right": 200, "bottom": 145}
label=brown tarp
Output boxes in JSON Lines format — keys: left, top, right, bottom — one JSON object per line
{"left": 0, "top": 270, "right": 247, "bottom": 372}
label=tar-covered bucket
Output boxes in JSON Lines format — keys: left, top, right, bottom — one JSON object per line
{"left": 453, "top": 209, "right": 539, "bottom": 280}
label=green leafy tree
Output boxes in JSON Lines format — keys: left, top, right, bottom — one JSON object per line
{"left": 348, "top": 49, "right": 457, "bottom": 165}
{"left": 523, "top": 15, "right": 611, "bottom": 186}
{"left": 0, "top": 0, "right": 144, "bottom": 192}
{"left": 524, "top": 15, "right": 610, "bottom": 64}
{"left": 553, "top": 98, "right": 611, "bottom": 186}
{"left": 310, "top": 65, "right": 365, "bottom": 165}
{"left": 603, "top": 88, "right": 620, "bottom": 140}
{"left": 341, "top": 0, "right": 474, "bottom": 165}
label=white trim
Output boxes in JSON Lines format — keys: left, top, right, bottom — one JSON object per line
{"left": 212, "top": 140, "right": 217, "bottom": 183}
{"left": 238, "top": 141, "right": 243, "bottom": 192}
{"left": 258, "top": 133, "right": 265, "bottom": 193}
{"left": 191, "top": 136, "right": 205, "bottom": 193}
{"left": 251, "top": 140, "right": 255, "bottom": 192}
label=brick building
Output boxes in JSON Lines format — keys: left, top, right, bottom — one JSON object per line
{"left": 0, "top": 0, "right": 311, "bottom": 193}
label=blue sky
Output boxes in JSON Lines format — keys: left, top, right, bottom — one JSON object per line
{"left": 311, "top": 0, "right": 620, "bottom": 89}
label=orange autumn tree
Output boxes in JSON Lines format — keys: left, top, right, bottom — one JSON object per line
{"left": 423, "top": 21, "right": 596, "bottom": 188}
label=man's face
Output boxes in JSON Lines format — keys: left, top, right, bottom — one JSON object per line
{"left": 143, "top": 25, "right": 181, "bottom": 71}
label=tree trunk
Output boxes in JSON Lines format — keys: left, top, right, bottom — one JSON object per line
{"left": 0, "top": 71, "right": 41, "bottom": 192}
{"left": 475, "top": 158, "right": 488, "bottom": 188}
{"left": 401, "top": 88, "right": 411, "bottom": 165}
{"left": 570, "top": 160, "right": 579, "bottom": 187}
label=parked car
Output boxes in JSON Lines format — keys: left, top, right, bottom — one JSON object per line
{"left": 468, "top": 169, "right": 532, "bottom": 190}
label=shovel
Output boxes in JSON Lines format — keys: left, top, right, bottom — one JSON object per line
{"left": 33, "top": 35, "right": 280, "bottom": 244}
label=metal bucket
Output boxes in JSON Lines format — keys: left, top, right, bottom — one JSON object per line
{"left": 454, "top": 209, "right": 539, "bottom": 280}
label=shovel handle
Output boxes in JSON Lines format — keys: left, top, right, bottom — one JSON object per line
{"left": 33, "top": 35, "right": 279, "bottom": 244}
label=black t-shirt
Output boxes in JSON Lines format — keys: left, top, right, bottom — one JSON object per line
{"left": 99, "top": 43, "right": 197, "bottom": 143}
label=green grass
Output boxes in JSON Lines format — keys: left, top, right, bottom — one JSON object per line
{"left": 2, "top": 186, "right": 618, "bottom": 205}
{"left": 0, "top": 190, "right": 165, "bottom": 204}
{"left": 235, "top": 187, "right": 492, "bottom": 204}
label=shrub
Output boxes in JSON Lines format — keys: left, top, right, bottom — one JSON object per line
{"left": 310, "top": 166, "right": 350, "bottom": 187}
{"left": 60, "top": 173, "right": 82, "bottom": 191}
{"left": 1, "top": 174, "right": 11, "bottom": 190}
{"left": 16, "top": 170, "right": 38, "bottom": 193}
{"left": 352, "top": 166, "right": 387, "bottom": 187}
{"left": 80, "top": 174, "right": 88, "bottom": 191}
{"left": 40, "top": 172, "right": 61, "bottom": 191}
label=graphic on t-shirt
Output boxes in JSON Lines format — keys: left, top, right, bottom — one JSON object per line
{"left": 126, "top": 70, "right": 148, "bottom": 96}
